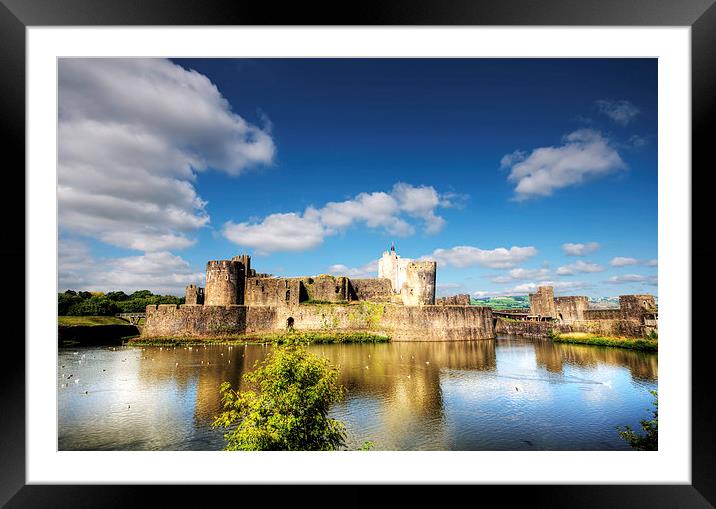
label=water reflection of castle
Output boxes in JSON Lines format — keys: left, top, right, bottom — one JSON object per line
{"left": 532, "top": 338, "right": 657, "bottom": 381}
{"left": 133, "top": 337, "right": 655, "bottom": 447}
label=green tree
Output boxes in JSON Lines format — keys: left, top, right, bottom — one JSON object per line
{"left": 105, "top": 291, "right": 130, "bottom": 301}
{"left": 130, "top": 290, "right": 153, "bottom": 299}
{"left": 67, "top": 295, "right": 120, "bottom": 316}
{"left": 212, "top": 345, "right": 347, "bottom": 451}
{"left": 617, "top": 390, "right": 658, "bottom": 450}
{"left": 58, "top": 292, "right": 83, "bottom": 315}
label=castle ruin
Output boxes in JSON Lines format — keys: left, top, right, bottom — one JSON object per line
{"left": 492, "top": 285, "right": 659, "bottom": 338}
{"left": 144, "top": 247, "right": 490, "bottom": 341}
{"left": 194, "top": 246, "right": 438, "bottom": 309}
{"left": 143, "top": 247, "right": 657, "bottom": 342}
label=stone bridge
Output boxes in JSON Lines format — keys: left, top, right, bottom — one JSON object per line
{"left": 115, "top": 313, "right": 145, "bottom": 325}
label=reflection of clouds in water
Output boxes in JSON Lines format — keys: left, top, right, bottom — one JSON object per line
{"left": 440, "top": 367, "right": 557, "bottom": 408}
{"left": 59, "top": 347, "right": 201, "bottom": 450}
{"left": 59, "top": 338, "right": 658, "bottom": 451}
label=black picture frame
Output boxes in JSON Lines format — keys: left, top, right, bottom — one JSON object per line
{"left": 1, "top": 0, "right": 712, "bottom": 506}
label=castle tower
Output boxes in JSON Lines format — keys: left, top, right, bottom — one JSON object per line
{"left": 205, "top": 260, "right": 242, "bottom": 306}
{"left": 529, "top": 286, "right": 556, "bottom": 318}
{"left": 378, "top": 246, "right": 409, "bottom": 293}
{"left": 231, "top": 254, "right": 251, "bottom": 304}
{"left": 185, "top": 284, "right": 205, "bottom": 305}
{"left": 619, "top": 294, "right": 657, "bottom": 317}
{"left": 400, "top": 261, "right": 437, "bottom": 306}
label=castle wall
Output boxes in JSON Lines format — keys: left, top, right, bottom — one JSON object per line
{"left": 554, "top": 296, "right": 588, "bottom": 323}
{"left": 494, "top": 316, "right": 648, "bottom": 338}
{"left": 583, "top": 309, "right": 625, "bottom": 320}
{"left": 400, "top": 261, "right": 437, "bottom": 306}
{"left": 382, "top": 305, "right": 492, "bottom": 341}
{"left": 348, "top": 278, "right": 393, "bottom": 302}
{"left": 619, "top": 295, "right": 657, "bottom": 317}
{"left": 290, "top": 275, "right": 349, "bottom": 303}
{"left": 529, "top": 286, "right": 556, "bottom": 317}
{"left": 244, "top": 277, "right": 301, "bottom": 307}
{"left": 495, "top": 319, "right": 569, "bottom": 338}
{"left": 143, "top": 303, "right": 495, "bottom": 341}
{"left": 436, "top": 294, "right": 471, "bottom": 306}
{"left": 184, "top": 284, "right": 204, "bottom": 305}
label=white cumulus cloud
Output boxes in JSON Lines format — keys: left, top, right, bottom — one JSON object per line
{"left": 59, "top": 58, "right": 275, "bottom": 252}
{"left": 562, "top": 242, "right": 600, "bottom": 256}
{"left": 501, "top": 129, "right": 626, "bottom": 200}
{"left": 607, "top": 274, "right": 658, "bottom": 285}
{"left": 59, "top": 239, "right": 205, "bottom": 296}
{"left": 473, "top": 280, "right": 589, "bottom": 298}
{"left": 223, "top": 183, "right": 455, "bottom": 254}
{"left": 326, "top": 260, "right": 380, "bottom": 278}
{"left": 610, "top": 256, "right": 658, "bottom": 267}
{"left": 556, "top": 260, "right": 605, "bottom": 275}
{"left": 427, "top": 245, "right": 538, "bottom": 269}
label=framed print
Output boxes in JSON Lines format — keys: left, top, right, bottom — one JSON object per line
{"left": 2, "top": 0, "right": 713, "bottom": 506}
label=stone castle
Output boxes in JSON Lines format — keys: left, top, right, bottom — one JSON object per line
{"left": 143, "top": 247, "right": 494, "bottom": 341}
{"left": 493, "top": 285, "right": 658, "bottom": 338}
{"left": 143, "top": 247, "right": 657, "bottom": 342}
{"left": 184, "top": 245, "right": 437, "bottom": 309}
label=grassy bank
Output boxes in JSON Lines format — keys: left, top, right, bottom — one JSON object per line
{"left": 127, "top": 330, "right": 390, "bottom": 347}
{"left": 58, "top": 316, "right": 129, "bottom": 326}
{"left": 551, "top": 332, "right": 658, "bottom": 351}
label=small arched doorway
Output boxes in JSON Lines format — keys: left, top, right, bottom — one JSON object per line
{"left": 287, "top": 317, "right": 294, "bottom": 329}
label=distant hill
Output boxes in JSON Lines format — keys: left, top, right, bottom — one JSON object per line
{"left": 471, "top": 295, "right": 529, "bottom": 310}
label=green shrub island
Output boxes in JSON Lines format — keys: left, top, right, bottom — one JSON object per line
{"left": 58, "top": 289, "right": 184, "bottom": 316}
{"left": 212, "top": 344, "right": 347, "bottom": 451}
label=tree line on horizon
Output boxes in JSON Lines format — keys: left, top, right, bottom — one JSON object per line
{"left": 58, "top": 289, "right": 184, "bottom": 316}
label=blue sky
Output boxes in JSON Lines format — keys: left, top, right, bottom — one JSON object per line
{"left": 58, "top": 58, "right": 657, "bottom": 297}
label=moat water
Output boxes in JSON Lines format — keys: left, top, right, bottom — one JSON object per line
{"left": 58, "top": 336, "right": 657, "bottom": 451}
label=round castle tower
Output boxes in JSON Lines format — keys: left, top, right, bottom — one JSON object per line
{"left": 204, "top": 260, "right": 241, "bottom": 306}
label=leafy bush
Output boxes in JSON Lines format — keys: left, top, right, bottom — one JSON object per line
{"left": 212, "top": 345, "right": 347, "bottom": 451}
{"left": 617, "top": 390, "right": 658, "bottom": 450}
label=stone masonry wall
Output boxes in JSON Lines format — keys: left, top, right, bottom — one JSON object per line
{"left": 348, "top": 278, "right": 393, "bottom": 302}
{"left": 143, "top": 302, "right": 495, "bottom": 341}
{"left": 244, "top": 277, "right": 301, "bottom": 307}
{"left": 529, "top": 286, "right": 556, "bottom": 317}
{"left": 290, "top": 275, "right": 349, "bottom": 303}
{"left": 494, "top": 316, "right": 648, "bottom": 338}
{"left": 400, "top": 261, "right": 437, "bottom": 306}
{"left": 554, "top": 296, "right": 588, "bottom": 323}
{"left": 184, "top": 284, "right": 204, "bottom": 305}
{"left": 583, "top": 309, "right": 625, "bottom": 320}
{"left": 436, "top": 294, "right": 471, "bottom": 306}
{"left": 620, "top": 295, "right": 657, "bottom": 317}
{"left": 205, "top": 260, "right": 241, "bottom": 306}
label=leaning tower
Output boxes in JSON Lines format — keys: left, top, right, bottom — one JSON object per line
{"left": 204, "top": 260, "right": 241, "bottom": 306}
